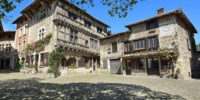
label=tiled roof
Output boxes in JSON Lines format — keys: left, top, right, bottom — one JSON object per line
{"left": 101, "top": 30, "right": 131, "bottom": 40}
{"left": 20, "top": 0, "right": 110, "bottom": 27}
{"left": 125, "top": 9, "right": 197, "bottom": 33}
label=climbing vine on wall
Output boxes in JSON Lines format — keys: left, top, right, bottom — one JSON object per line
{"left": 25, "top": 34, "right": 52, "bottom": 53}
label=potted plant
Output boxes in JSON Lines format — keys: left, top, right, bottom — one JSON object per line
{"left": 174, "top": 68, "right": 180, "bottom": 79}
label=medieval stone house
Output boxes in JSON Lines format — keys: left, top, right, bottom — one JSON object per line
{"left": 0, "top": 21, "right": 18, "bottom": 70}
{"left": 13, "top": 0, "right": 109, "bottom": 72}
{"left": 100, "top": 8, "right": 198, "bottom": 79}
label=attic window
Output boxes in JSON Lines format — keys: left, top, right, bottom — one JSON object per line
{"left": 68, "top": 12, "right": 77, "bottom": 20}
{"left": 97, "top": 27, "right": 102, "bottom": 33}
{"left": 146, "top": 20, "right": 158, "bottom": 30}
{"left": 84, "top": 20, "right": 91, "bottom": 28}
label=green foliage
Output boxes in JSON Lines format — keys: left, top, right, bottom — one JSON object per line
{"left": 65, "top": 0, "right": 144, "bottom": 18}
{"left": 16, "top": 61, "right": 23, "bottom": 69}
{"left": 176, "top": 68, "right": 181, "bottom": 75}
{"left": 197, "top": 43, "right": 200, "bottom": 51}
{"left": 48, "top": 48, "right": 65, "bottom": 77}
{"left": 30, "top": 64, "right": 35, "bottom": 68}
{"left": 47, "top": 68, "right": 54, "bottom": 73}
{"left": 85, "top": 64, "right": 90, "bottom": 69}
{"left": 0, "top": 0, "right": 23, "bottom": 19}
{"left": 25, "top": 34, "right": 52, "bottom": 54}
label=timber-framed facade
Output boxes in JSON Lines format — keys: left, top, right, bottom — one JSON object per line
{"left": 13, "top": 0, "right": 109, "bottom": 73}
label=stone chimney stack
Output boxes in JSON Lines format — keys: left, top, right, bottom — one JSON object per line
{"left": 107, "top": 31, "right": 111, "bottom": 36}
{"left": 157, "top": 8, "right": 165, "bottom": 15}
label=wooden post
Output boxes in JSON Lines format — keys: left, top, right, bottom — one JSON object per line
{"left": 144, "top": 58, "right": 147, "bottom": 75}
{"left": 158, "top": 57, "right": 161, "bottom": 75}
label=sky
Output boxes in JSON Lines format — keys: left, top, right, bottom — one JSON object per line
{"left": 2, "top": 0, "right": 200, "bottom": 44}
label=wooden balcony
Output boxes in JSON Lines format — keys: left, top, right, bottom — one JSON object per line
{"left": 53, "top": 12, "right": 101, "bottom": 39}
{"left": 57, "top": 39, "right": 99, "bottom": 56}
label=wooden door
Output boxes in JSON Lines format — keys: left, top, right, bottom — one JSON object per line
{"left": 147, "top": 58, "right": 159, "bottom": 75}
{"left": 110, "top": 59, "right": 121, "bottom": 74}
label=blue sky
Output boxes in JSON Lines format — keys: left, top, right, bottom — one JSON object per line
{"left": 2, "top": 0, "right": 200, "bottom": 44}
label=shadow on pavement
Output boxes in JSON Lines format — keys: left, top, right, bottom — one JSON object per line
{"left": 0, "top": 78, "right": 185, "bottom": 100}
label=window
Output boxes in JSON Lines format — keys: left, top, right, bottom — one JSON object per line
{"left": 107, "top": 45, "right": 111, "bottom": 54}
{"left": 40, "top": 9, "right": 46, "bottom": 20}
{"left": 23, "top": 41, "right": 26, "bottom": 50}
{"left": 97, "top": 27, "right": 102, "bottom": 33}
{"left": 84, "top": 20, "right": 91, "bottom": 28}
{"left": 90, "top": 39, "right": 98, "bottom": 49}
{"left": 85, "top": 40, "right": 88, "bottom": 46}
{"left": 148, "top": 36, "right": 158, "bottom": 49}
{"left": 8, "top": 44, "right": 11, "bottom": 52}
{"left": 0, "top": 45, "right": 2, "bottom": 51}
{"left": 134, "top": 39, "right": 146, "bottom": 50}
{"left": 1, "top": 44, "right": 4, "bottom": 51}
{"left": 112, "top": 42, "right": 117, "bottom": 53}
{"left": 23, "top": 24, "right": 28, "bottom": 35}
{"left": 39, "top": 28, "right": 45, "bottom": 40}
{"left": 187, "top": 39, "right": 191, "bottom": 50}
{"left": 146, "top": 20, "right": 158, "bottom": 30}
{"left": 19, "top": 28, "right": 22, "bottom": 38}
{"left": 6, "top": 44, "right": 9, "bottom": 52}
{"left": 139, "top": 59, "right": 145, "bottom": 70}
{"left": 68, "top": 12, "right": 77, "bottom": 20}
{"left": 70, "top": 30, "right": 78, "bottom": 43}
{"left": 124, "top": 41, "right": 132, "bottom": 53}
{"left": 161, "top": 57, "right": 170, "bottom": 69}
{"left": 18, "top": 43, "right": 21, "bottom": 51}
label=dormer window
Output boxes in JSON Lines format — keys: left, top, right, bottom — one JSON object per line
{"left": 40, "top": 9, "right": 46, "bottom": 20}
{"left": 84, "top": 20, "right": 91, "bottom": 28}
{"left": 68, "top": 12, "right": 77, "bottom": 20}
{"left": 97, "top": 27, "right": 102, "bottom": 33}
{"left": 146, "top": 20, "right": 158, "bottom": 30}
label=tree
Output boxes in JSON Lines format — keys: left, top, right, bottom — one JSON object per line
{"left": 0, "top": 0, "right": 24, "bottom": 19}
{"left": 197, "top": 43, "right": 200, "bottom": 51}
{"left": 48, "top": 48, "right": 65, "bottom": 78}
{"left": 70, "top": 0, "right": 143, "bottom": 18}
{"left": 0, "top": 0, "right": 143, "bottom": 19}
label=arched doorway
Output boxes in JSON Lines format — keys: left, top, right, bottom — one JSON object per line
{"left": 68, "top": 58, "right": 76, "bottom": 67}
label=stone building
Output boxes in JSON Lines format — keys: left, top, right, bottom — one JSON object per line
{"left": 14, "top": 0, "right": 109, "bottom": 73}
{"left": 100, "top": 8, "right": 198, "bottom": 79}
{"left": 0, "top": 21, "right": 18, "bottom": 70}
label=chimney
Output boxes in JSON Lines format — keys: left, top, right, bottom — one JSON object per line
{"left": 107, "top": 31, "right": 111, "bottom": 36}
{"left": 157, "top": 8, "right": 165, "bottom": 15}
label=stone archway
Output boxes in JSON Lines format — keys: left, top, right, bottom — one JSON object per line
{"left": 68, "top": 57, "right": 76, "bottom": 67}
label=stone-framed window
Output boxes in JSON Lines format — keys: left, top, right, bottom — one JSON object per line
{"left": 107, "top": 44, "right": 111, "bottom": 54}
{"left": 38, "top": 28, "right": 45, "bottom": 40}
{"left": 134, "top": 39, "right": 146, "bottom": 50}
{"left": 148, "top": 36, "right": 158, "bottom": 49}
{"left": 68, "top": 12, "right": 77, "bottom": 20}
{"left": 84, "top": 20, "right": 91, "bottom": 28}
{"left": 23, "top": 41, "right": 26, "bottom": 50}
{"left": 19, "top": 28, "right": 22, "bottom": 38}
{"left": 40, "top": 9, "right": 46, "bottom": 20}
{"left": 146, "top": 20, "right": 158, "bottom": 30}
{"left": 18, "top": 42, "right": 21, "bottom": 51}
{"left": 90, "top": 39, "right": 98, "bottom": 49}
{"left": 187, "top": 39, "right": 191, "bottom": 50}
{"left": 97, "top": 27, "right": 102, "bottom": 33}
{"left": 124, "top": 41, "right": 132, "bottom": 53}
{"left": 112, "top": 42, "right": 117, "bottom": 53}
{"left": 23, "top": 24, "right": 28, "bottom": 35}
{"left": 161, "top": 57, "right": 170, "bottom": 70}
{"left": 70, "top": 29, "right": 78, "bottom": 43}
{"left": 85, "top": 40, "right": 88, "bottom": 46}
